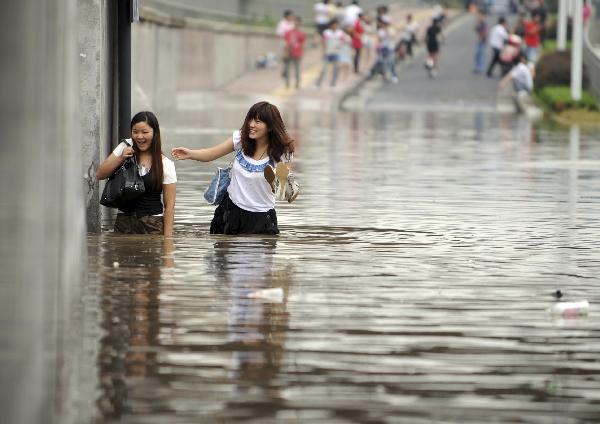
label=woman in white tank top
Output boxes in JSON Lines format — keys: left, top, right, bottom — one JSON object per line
{"left": 171, "top": 102, "right": 298, "bottom": 235}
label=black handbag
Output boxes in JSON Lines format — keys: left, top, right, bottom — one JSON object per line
{"left": 100, "top": 154, "right": 145, "bottom": 208}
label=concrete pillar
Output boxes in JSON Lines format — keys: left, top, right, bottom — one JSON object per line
{"left": 0, "top": 0, "right": 88, "bottom": 423}
{"left": 571, "top": 0, "right": 583, "bottom": 100}
{"left": 79, "top": 0, "right": 117, "bottom": 233}
{"left": 558, "top": 0, "right": 568, "bottom": 50}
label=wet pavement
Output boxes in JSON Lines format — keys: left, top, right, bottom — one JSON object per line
{"left": 84, "top": 7, "right": 600, "bottom": 424}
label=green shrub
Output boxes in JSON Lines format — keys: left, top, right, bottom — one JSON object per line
{"left": 534, "top": 51, "right": 589, "bottom": 91}
{"left": 536, "top": 86, "right": 598, "bottom": 111}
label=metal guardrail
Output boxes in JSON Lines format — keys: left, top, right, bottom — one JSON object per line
{"left": 583, "top": 13, "right": 600, "bottom": 101}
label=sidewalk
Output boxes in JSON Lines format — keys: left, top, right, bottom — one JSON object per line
{"left": 222, "top": 4, "right": 455, "bottom": 109}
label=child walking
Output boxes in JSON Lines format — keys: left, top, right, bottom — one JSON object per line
{"left": 171, "top": 102, "right": 298, "bottom": 235}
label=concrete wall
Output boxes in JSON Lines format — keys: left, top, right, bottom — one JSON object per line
{"left": 0, "top": 0, "right": 90, "bottom": 423}
{"left": 132, "top": 9, "right": 281, "bottom": 113}
{"left": 79, "top": 0, "right": 117, "bottom": 233}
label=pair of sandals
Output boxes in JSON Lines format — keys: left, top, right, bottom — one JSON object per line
{"left": 264, "top": 163, "right": 300, "bottom": 203}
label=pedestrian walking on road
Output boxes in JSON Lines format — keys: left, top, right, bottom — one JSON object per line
{"left": 276, "top": 10, "right": 295, "bottom": 38}
{"left": 338, "top": 25, "right": 354, "bottom": 82}
{"left": 361, "top": 12, "right": 376, "bottom": 64}
{"left": 283, "top": 16, "right": 306, "bottom": 89}
{"left": 367, "top": 16, "right": 398, "bottom": 82}
{"left": 171, "top": 102, "right": 298, "bottom": 235}
{"left": 402, "top": 13, "right": 419, "bottom": 57}
{"left": 351, "top": 13, "right": 365, "bottom": 73}
{"left": 343, "top": 0, "right": 362, "bottom": 27}
{"left": 96, "top": 111, "right": 177, "bottom": 236}
{"left": 276, "top": 10, "right": 296, "bottom": 80}
{"left": 333, "top": 1, "right": 345, "bottom": 23}
{"left": 316, "top": 19, "right": 350, "bottom": 87}
{"left": 499, "top": 34, "right": 522, "bottom": 76}
{"left": 486, "top": 17, "right": 508, "bottom": 77}
{"left": 523, "top": 13, "right": 541, "bottom": 63}
{"left": 424, "top": 17, "right": 443, "bottom": 78}
{"left": 314, "top": 0, "right": 331, "bottom": 38}
{"left": 473, "top": 10, "right": 488, "bottom": 73}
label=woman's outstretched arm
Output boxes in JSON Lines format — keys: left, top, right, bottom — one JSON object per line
{"left": 171, "top": 136, "right": 234, "bottom": 162}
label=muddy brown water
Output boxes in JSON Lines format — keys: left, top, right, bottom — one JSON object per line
{"left": 88, "top": 107, "right": 600, "bottom": 423}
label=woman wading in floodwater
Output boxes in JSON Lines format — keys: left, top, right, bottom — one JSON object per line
{"left": 96, "top": 111, "right": 177, "bottom": 236}
{"left": 171, "top": 101, "right": 298, "bottom": 235}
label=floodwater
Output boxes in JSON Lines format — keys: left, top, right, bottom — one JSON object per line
{"left": 88, "top": 107, "right": 600, "bottom": 423}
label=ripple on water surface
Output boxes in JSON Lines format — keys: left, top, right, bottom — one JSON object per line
{"left": 89, "top": 109, "right": 600, "bottom": 423}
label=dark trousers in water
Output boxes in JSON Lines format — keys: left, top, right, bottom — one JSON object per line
{"left": 114, "top": 213, "right": 163, "bottom": 234}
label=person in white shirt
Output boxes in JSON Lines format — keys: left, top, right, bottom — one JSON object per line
{"left": 402, "top": 13, "right": 419, "bottom": 57}
{"left": 367, "top": 16, "right": 397, "bottom": 82}
{"left": 343, "top": 0, "right": 362, "bottom": 27}
{"left": 500, "top": 52, "right": 535, "bottom": 113}
{"left": 316, "top": 19, "right": 351, "bottom": 87}
{"left": 96, "top": 111, "right": 177, "bottom": 236}
{"left": 276, "top": 10, "right": 295, "bottom": 37}
{"left": 171, "top": 102, "right": 297, "bottom": 235}
{"left": 276, "top": 10, "right": 296, "bottom": 82}
{"left": 486, "top": 17, "right": 508, "bottom": 77}
{"left": 314, "top": 0, "right": 331, "bottom": 36}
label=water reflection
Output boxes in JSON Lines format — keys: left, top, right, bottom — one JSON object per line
{"left": 94, "top": 235, "right": 293, "bottom": 421}
{"left": 87, "top": 108, "right": 600, "bottom": 423}
{"left": 211, "top": 239, "right": 291, "bottom": 417}
{"left": 96, "top": 236, "right": 171, "bottom": 419}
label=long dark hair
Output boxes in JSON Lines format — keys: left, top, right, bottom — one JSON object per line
{"left": 131, "top": 111, "right": 163, "bottom": 191}
{"left": 239, "top": 102, "right": 295, "bottom": 163}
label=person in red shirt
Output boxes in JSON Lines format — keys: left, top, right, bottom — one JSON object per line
{"left": 351, "top": 13, "right": 365, "bottom": 73}
{"left": 282, "top": 16, "right": 306, "bottom": 89}
{"left": 583, "top": 0, "right": 592, "bottom": 26}
{"left": 523, "top": 13, "right": 541, "bottom": 63}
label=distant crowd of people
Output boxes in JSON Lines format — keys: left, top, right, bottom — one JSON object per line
{"left": 274, "top": 1, "right": 452, "bottom": 88}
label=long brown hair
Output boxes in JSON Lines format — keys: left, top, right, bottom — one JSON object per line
{"left": 131, "top": 111, "right": 163, "bottom": 191}
{"left": 239, "top": 102, "right": 295, "bottom": 162}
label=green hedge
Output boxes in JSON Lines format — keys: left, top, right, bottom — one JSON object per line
{"left": 535, "top": 51, "right": 573, "bottom": 90}
{"left": 536, "top": 86, "right": 598, "bottom": 111}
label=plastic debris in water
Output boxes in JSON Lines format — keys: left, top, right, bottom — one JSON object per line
{"left": 246, "top": 287, "right": 284, "bottom": 302}
{"left": 113, "top": 261, "right": 120, "bottom": 268}
{"left": 550, "top": 300, "right": 589, "bottom": 318}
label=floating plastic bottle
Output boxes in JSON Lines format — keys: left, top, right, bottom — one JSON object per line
{"left": 550, "top": 300, "right": 589, "bottom": 318}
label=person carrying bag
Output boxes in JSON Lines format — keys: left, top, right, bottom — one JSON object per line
{"left": 96, "top": 111, "right": 177, "bottom": 236}
{"left": 100, "top": 139, "right": 145, "bottom": 208}
{"left": 171, "top": 101, "right": 298, "bottom": 235}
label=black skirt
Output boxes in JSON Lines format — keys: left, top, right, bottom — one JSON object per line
{"left": 426, "top": 41, "right": 439, "bottom": 54}
{"left": 210, "top": 192, "right": 279, "bottom": 235}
